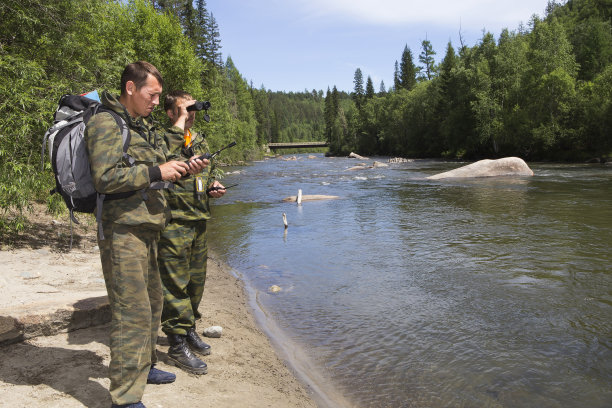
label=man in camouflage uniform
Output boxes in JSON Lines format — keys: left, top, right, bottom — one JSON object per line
{"left": 158, "top": 90, "right": 226, "bottom": 374}
{"left": 85, "top": 62, "right": 208, "bottom": 408}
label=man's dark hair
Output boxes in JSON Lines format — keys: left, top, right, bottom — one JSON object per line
{"left": 120, "top": 61, "right": 164, "bottom": 95}
{"left": 164, "top": 90, "right": 193, "bottom": 112}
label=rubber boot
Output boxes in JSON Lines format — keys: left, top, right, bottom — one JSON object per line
{"left": 186, "top": 327, "right": 211, "bottom": 356}
{"left": 167, "top": 333, "right": 208, "bottom": 375}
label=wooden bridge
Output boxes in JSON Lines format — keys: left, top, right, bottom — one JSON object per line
{"left": 267, "top": 141, "right": 329, "bottom": 150}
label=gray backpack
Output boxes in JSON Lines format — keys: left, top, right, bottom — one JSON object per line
{"left": 41, "top": 94, "right": 133, "bottom": 246}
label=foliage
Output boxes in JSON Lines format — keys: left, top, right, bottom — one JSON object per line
{"left": 253, "top": 88, "right": 326, "bottom": 145}
{"left": 0, "top": 0, "right": 277, "bottom": 234}
{"left": 326, "top": 0, "right": 612, "bottom": 161}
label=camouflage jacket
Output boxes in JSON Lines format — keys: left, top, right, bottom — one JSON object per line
{"left": 85, "top": 91, "right": 176, "bottom": 230}
{"left": 163, "top": 127, "right": 214, "bottom": 221}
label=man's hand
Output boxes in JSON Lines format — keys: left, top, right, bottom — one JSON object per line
{"left": 159, "top": 160, "right": 189, "bottom": 182}
{"left": 207, "top": 180, "right": 226, "bottom": 198}
{"left": 171, "top": 99, "right": 195, "bottom": 130}
{"left": 186, "top": 156, "right": 209, "bottom": 175}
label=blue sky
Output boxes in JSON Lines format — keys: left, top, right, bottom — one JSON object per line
{"left": 206, "top": 0, "right": 552, "bottom": 93}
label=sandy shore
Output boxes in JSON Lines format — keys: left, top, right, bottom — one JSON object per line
{"left": 0, "top": 206, "right": 318, "bottom": 408}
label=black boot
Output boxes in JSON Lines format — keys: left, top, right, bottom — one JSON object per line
{"left": 186, "top": 327, "right": 211, "bottom": 356}
{"left": 167, "top": 333, "right": 208, "bottom": 375}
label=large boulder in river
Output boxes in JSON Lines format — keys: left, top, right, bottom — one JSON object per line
{"left": 427, "top": 157, "right": 533, "bottom": 180}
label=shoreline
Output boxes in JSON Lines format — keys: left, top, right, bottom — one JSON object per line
{"left": 223, "top": 258, "right": 356, "bottom": 408}
{"left": 0, "top": 207, "right": 318, "bottom": 407}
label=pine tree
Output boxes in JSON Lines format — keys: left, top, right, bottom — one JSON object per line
{"left": 152, "top": 0, "right": 186, "bottom": 16}
{"left": 399, "top": 45, "right": 417, "bottom": 90}
{"left": 193, "top": 0, "right": 210, "bottom": 61}
{"left": 331, "top": 86, "right": 340, "bottom": 117}
{"left": 379, "top": 80, "right": 386, "bottom": 95}
{"left": 324, "top": 87, "right": 334, "bottom": 143}
{"left": 181, "top": 1, "right": 196, "bottom": 41}
{"left": 438, "top": 41, "right": 456, "bottom": 94}
{"left": 330, "top": 86, "right": 344, "bottom": 153}
{"left": 207, "top": 12, "right": 223, "bottom": 66}
{"left": 393, "top": 61, "right": 400, "bottom": 91}
{"left": 353, "top": 68, "right": 364, "bottom": 108}
{"left": 418, "top": 39, "right": 437, "bottom": 80}
{"left": 365, "top": 75, "right": 375, "bottom": 99}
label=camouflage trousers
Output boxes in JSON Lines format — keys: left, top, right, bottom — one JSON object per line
{"left": 158, "top": 220, "right": 208, "bottom": 335}
{"left": 99, "top": 223, "right": 162, "bottom": 405}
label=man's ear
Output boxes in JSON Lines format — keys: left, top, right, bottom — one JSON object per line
{"left": 125, "top": 80, "right": 135, "bottom": 96}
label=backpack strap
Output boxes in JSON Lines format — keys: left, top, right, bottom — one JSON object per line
{"left": 92, "top": 108, "right": 174, "bottom": 240}
{"left": 96, "top": 193, "right": 106, "bottom": 240}
{"left": 94, "top": 107, "right": 133, "bottom": 241}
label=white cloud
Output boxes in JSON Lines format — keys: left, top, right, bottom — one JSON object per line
{"left": 294, "top": 0, "right": 548, "bottom": 29}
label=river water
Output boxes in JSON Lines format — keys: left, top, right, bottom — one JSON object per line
{"left": 207, "top": 154, "right": 612, "bottom": 408}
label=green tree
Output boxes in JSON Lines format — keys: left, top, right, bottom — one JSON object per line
{"left": 418, "top": 39, "right": 437, "bottom": 80}
{"left": 252, "top": 85, "right": 271, "bottom": 145}
{"left": 546, "top": 0, "right": 612, "bottom": 80}
{"left": 326, "top": 86, "right": 353, "bottom": 154}
{"left": 365, "top": 76, "right": 375, "bottom": 99}
{"left": 469, "top": 32, "right": 501, "bottom": 156}
{"left": 399, "top": 45, "right": 417, "bottom": 90}
{"left": 324, "top": 87, "right": 334, "bottom": 143}
{"left": 223, "top": 56, "right": 257, "bottom": 157}
{"left": 438, "top": 42, "right": 457, "bottom": 94}
{"left": 393, "top": 60, "right": 400, "bottom": 90}
{"left": 379, "top": 80, "right": 387, "bottom": 95}
{"left": 0, "top": 0, "right": 134, "bottom": 234}
{"left": 493, "top": 28, "right": 530, "bottom": 155}
{"left": 353, "top": 68, "right": 364, "bottom": 108}
{"left": 207, "top": 13, "right": 223, "bottom": 66}
{"left": 584, "top": 65, "right": 612, "bottom": 155}
{"left": 526, "top": 16, "right": 579, "bottom": 156}
{"left": 192, "top": 0, "right": 210, "bottom": 61}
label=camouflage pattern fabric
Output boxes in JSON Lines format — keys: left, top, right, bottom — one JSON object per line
{"left": 85, "top": 91, "right": 174, "bottom": 230}
{"left": 159, "top": 220, "right": 207, "bottom": 334}
{"left": 85, "top": 91, "right": 177, "bottom": 404}
{"left": 163, "top": 128, "right": 214, "bottom": 221}
{"left": 159, "top": 129, "right": 214, "bottom": 334}
{"left": 99, "top": 223, "right": 162, "bottom": 405}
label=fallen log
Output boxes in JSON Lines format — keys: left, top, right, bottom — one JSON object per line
{"left": 282, "top": 194, "right": 340, "bottom": 202}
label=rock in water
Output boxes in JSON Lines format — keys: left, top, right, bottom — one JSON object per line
{"left": 427, "top": 157, "right": 533, "bottom": 180}
{"left": 269, "top": 285, "right": 282, "bottom": 293}
{"left": 388, "top": 157, "right": 413, "bottom": 163}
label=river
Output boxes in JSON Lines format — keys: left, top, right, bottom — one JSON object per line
{"left": 207, "top": 154, "right": 612, "bottom": 408}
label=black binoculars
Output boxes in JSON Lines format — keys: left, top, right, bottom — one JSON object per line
{"left": 187, "top": 101, "right": 211, "bottom": 111}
